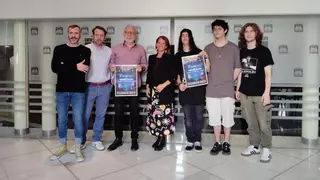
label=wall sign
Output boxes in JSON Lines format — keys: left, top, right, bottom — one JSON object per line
{"left": 31, "top": 27, "right": 38, "bottom": 36}
{"left": 42, "top": 46, "right": 51, "bottom": 54}
{"left": 294, "top": 24, "right": 303, "bottom": 32}
{"left": 55, "top": 26, "right": 63, "bottom": 35}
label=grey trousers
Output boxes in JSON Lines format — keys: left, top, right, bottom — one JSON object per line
{"left": 240, "top": 93, "right": 272, "bottom": 148}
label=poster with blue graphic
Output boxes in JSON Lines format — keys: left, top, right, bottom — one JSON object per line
{"left": 182, "top": 55, "right": 208, "bottom": 88}
{"left": 115, "top": 65, "right": 138, "bottom": 96}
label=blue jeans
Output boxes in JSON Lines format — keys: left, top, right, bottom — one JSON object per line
{"left": 82, "top": 83, "right": 112, "bottom": 144}
{"left": 56, "top": 92, "right": 85, "bottom": 145}
{"left": 182, "top": 104, "right": 205, "bottom": 142}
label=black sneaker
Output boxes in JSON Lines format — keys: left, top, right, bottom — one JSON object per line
{"left": 222, "top": 142, "right": 231, "bottom": 155}
{"left": 185, "top": 142, "right": 194, "bottom": 152}
{"left": 210, "top": 142, "right": 222, "bottom": 155}
{"left": 194, "top": 142, "right": 202, "bottom": 153}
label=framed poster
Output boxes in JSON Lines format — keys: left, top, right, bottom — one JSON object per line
{"left": 115, "top": 65, "right": 138, "bottom": 96}
{"left": 181, "top": 55, "right": 208, "bottom": 88}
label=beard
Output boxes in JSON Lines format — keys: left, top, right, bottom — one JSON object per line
{"left": 69, "top": 37, "right": 79, "bottom": 44}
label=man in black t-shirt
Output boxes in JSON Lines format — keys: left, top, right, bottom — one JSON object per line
{"left": 236, "top": 23, "right": 274, "bottom": 163}
{"left": 50, "top": 24, "right": 91, "bottom": 163}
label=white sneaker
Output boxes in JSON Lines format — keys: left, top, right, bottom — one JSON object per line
{"left": 260, "top": 148, "right": 272, "bottom": 163}
{"left": 241, "top": 145, "right": 260, "bottom": 156}
{"left": 92, "top": 141, "right": 105, "bottom": 151}
{"left": 69, "top": 144, "right": 86, "bottom": 154}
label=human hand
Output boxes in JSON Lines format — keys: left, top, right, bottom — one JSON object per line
{"left": 261, "top": 93, "right": 271, "bottom": 106}
{"left": 179, "top": 83, "right": 187, "bottom": 92}
{"left": 77, "top": 60, "right": 89, "bottom": 73}
{"left": 236, "top": 91, "right": 240, "bottom": 100}
{"left": 109, "top": 64, "right": 116, "bottom": 72}
{"left": 156, "top": 83, "right": 166, "bottom": 93}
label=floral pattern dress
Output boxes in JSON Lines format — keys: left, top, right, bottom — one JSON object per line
{"left": 146, "top": 87, "right": 175, "bottom": 137}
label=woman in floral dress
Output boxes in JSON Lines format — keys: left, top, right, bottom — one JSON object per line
{"left": 146, "top": 36, "right": 176, "bottom": 151}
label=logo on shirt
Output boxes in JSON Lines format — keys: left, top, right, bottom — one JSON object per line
{"left": 242, "top": 56, "right": 258, "bottom": 77}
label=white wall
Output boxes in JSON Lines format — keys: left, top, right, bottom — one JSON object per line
{"left": 1, "top": 16, "right": 320, "bottom": 84}
{"left": 0, "top": 0, "right": 320, "bottom": 19}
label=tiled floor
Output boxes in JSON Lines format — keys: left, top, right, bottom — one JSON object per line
{"left": 0, "top": 137, "right": 320, "bottom": 180}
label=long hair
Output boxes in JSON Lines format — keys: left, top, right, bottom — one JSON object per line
{"left": 156, "top": 36, "right": 171, "bottom": 54}
{"left": 238, "top": 23, "right": 263, "bottom": 48}
{"left": 178, "top": 28, "right": 200, "bottom": 53}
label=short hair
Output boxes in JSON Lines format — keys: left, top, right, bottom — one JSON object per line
{"left": 92, "top": 26, "right": 107, "bottom": 36}
{"left": 211, "top": 19, "right": 229, "bottom": 35}
{"left": 68, "top": 24, "right": 80, "bottom": 32}
{"left": 124, "top": 24, "right": 137, "bottom": 34}
{"left": 238, "top": 23, "right": 263, "bottom": 48}
{"left": 156, "top": 36, "right": 171, "bottom": 54}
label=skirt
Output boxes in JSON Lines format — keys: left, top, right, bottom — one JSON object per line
{"left": 146, "top": 87, "right": 175, "bottom": 137}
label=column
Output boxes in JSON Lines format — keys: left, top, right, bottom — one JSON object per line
{"left": 13, "top": 20, "right": 29, "bottom": 136}
{"left": 301, "top": 19, "right": 320, "bottom": 145}
{"left": 40, "top": 22, "right": 57, "bottom": 137}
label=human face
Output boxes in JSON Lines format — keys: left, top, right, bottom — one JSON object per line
{"left": 156, "top": 38, "right": 167, "bottom": 53}
{"left": 93, "top": 28, "right": 105, "bottom": 46}
{"left": 68, "top": 27, "right": 81, "bottom": 45}
{"left": 123, "top": 26, "right": 137, "bottom": 43}
{"left": 244, "top": 26, "right": 257, "bottom": 43}
{"left": 213, "top": 26, "right": 227, "bottom": 39}
{"left": 181, "top": 32, "right": 190, "bottom": 45}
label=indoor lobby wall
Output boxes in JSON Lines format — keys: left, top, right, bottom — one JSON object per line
{"left": 0, "top": 0, "right": 319, "bottom": 143}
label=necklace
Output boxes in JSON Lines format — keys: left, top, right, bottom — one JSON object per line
{"left": 215, "top": 46, "right": 225, "bottom": 59}
{"left": 214, "top": 41, "right": 227, "bottom": 59}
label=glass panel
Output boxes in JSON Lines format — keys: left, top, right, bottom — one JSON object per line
{"left": 0, "top": 21, "right": 14, "bottom": 128}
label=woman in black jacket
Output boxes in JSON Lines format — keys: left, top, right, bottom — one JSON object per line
{"left": 146, "top": 36, "right": 176, "bottom": 151}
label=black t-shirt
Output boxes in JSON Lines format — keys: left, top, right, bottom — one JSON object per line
{"left": 239, "top": 45, "right": 274, "bottom": 96}
{"left": 51, "top": 44, "right": 91, "bottom": 93}
{"left": 175, "top": 48, "right": 206, "bottom": 105}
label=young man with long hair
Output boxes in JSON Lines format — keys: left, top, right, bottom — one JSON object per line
{"left": 236, "top": 23, "right": 274, "bottom": 163}
{"left": 175, "top": 29, "right": 210, "bottom": 152}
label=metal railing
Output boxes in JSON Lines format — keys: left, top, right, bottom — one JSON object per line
{"left": 0, "top": 81, "right": 319, "bottom": 135}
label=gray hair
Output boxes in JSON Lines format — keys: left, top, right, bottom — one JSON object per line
{"left": 124, "top": 24, "right": 137, "bottom": 34}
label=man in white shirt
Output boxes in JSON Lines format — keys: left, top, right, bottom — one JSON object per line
{"left": 70, "top": 26, "right": 112, "bottom": 152}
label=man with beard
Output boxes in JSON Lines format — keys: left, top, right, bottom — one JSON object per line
{"left": 71, "top": 26, "right": 112, "bottom": 152}
{"left": 50, "top": 24, "right": 91, "bottom": 162}
{"left": 108, "top": 25, "right": 147, "bottom": 151}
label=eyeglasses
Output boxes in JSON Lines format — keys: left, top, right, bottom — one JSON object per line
{"left": 124, "top": 31, "right": 136, "bottom": 35}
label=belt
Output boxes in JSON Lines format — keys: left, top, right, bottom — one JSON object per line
{"left": 89, "top": 80, "right": 111, "bottom": 86}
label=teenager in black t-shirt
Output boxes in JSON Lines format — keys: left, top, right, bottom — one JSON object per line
{"left": 175, "top": 29, "right": 210, "bottom": 152}
{"left": 236, "top": 23, "right": 274, "bottom": 163}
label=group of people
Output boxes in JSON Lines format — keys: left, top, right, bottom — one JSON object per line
{"left": 49, "top": 19, "right": 274, "bottom": 164}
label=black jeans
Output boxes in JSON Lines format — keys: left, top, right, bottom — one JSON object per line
{"left": 114, "top": 96, "right": 140, "bottom": 139}
{"left": 182, "top": 104, "right": 205, "bottom": 143}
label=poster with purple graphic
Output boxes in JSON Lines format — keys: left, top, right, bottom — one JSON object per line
{"left": 115, "top": 65, "right": 138, "bottom": 97}
{"left": 182, "top": 55, "right": 208, "bottom": 88}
